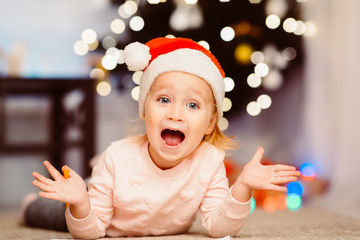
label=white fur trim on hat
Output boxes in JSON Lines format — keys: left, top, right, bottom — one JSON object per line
{"left": 138, "top": 48, "right": 225, "bottom": 123}
{"left": 123, "top": 42, "right": 151, "bottom": 71}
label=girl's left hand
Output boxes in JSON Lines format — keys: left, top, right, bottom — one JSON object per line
{"left": 235, "top": 147, "right": 301, "bottom": 192}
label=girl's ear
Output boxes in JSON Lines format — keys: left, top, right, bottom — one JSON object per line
{"left": 205, "top": 113, "right": 217, "bottom": 135}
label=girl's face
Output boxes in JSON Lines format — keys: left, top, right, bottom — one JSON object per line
{"left": 144, "top": 71, "right": 217, "bottom": 170}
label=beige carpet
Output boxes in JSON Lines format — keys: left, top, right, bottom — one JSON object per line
{"left": 1, "top": 207, "right": 359, "bottom": 240}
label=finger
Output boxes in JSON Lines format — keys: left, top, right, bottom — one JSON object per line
{"left": 274, "top": 164, "right": 297, "bottom": 171}
{"left": 32, "top": 180, "right": 54, "bottom": 193}
{"left": 250, "top": 147, "right": 264, "bottom": 163}
{"left": 270, "top": 185, "right": 288, "bottom": 192}
{"left": 38, "top": 191, "right": 62, "bottom": 202}
{"left": 44, "top": 161, "right": 63, "bottom": 181}
{"left": 276, "top": 170, "right": 301, "bottom": 177}
{"left": 32, "top": 172, "right": 54, "bottom": 185}
{"left": 272, "top": 176, "right": 298, "bottom": 185}
{"left": 66, "top": 165, "right": 80, "bottom": 178}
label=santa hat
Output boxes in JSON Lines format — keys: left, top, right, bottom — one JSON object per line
{"left": 123, "top": 37, "right": 225, "bottom": 123}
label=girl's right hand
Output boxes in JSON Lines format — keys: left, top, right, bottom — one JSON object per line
{"left": 32, "top": 161, "right": 88, "bottom": 207}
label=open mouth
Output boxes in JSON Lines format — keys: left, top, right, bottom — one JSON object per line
{"left": 161, "top": 129, "right": 185, "bottom": 146}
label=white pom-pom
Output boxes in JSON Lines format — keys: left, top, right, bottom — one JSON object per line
{"left": 124, "top": 42, "right": 151, "bottom": 71}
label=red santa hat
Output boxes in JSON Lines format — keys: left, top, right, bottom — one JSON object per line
{"left": 123, "top": 37, "right": 225, "bottom": 123}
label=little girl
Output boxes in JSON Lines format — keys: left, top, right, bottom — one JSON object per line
{"left": 30, "top": 37, "right": 300, "bottom": 239}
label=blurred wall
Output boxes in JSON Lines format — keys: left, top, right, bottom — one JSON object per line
{"left": 0, "top": 0, "right": 118, "bottom": 77}
{"left": 301, "top": 0, "right": 360, "bottom": 219}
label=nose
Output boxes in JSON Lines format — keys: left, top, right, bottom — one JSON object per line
{"left": 166, "top": 103, "right": 183, "bottom": 122}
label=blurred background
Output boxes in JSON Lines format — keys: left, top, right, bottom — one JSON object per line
{"left": 0, "top": 0, "right": 359, "bottom": 219}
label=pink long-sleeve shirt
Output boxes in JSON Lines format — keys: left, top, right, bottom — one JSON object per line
{"left": 65, "top": 138, "right": 251, "bottom": 239}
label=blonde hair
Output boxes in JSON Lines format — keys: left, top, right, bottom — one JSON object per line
{"left": 204, "top": 95, "right": 238, "bottom": 150}
{"left": 204, "top": 125, "right": 238, "bottom": 150}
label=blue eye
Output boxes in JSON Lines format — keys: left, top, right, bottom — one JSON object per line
{"left": 187, "top": 102, "right": 199, "bottom": 109}
{"left": 159, "top": 97, "right": 170, "bottom": 104}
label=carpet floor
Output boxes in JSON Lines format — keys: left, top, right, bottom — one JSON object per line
{"left": 1, "top": 207, "right": 359, "bottom": 240}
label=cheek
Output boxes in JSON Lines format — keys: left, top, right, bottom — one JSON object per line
{"left": 144, "top": 106, "right": 153, "bottom": 130}
{"left": 144, "top": 103, "right": 162, "bottom": 132}
{"left": 144, "top": 100, "right": 155, "bottom": 120}
{"left": 189, "top": 113, "right": 212, "bottom": 133}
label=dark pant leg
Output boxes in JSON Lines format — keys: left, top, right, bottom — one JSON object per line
{"left": 25, "top": 197, "right": 68, "bottom": 232}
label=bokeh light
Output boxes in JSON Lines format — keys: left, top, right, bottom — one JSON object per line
{"left": 101, "top": 55, "right": 117, "bottom": 70}
{"left": 89, "top": 68, "right": 105, "bottom": 80}
{"left": 147, "top": 0, "right": 161, "bottom": 4}
{"left": 234, "top": 43, "right": 253, "bottom": 64}
{"left": 286, "top": 193, "right": 302, "bottom": 211}
{"left": 251, "top": 51, "right": 265, "bottom": 64}
{"left": 247, "top": 73, "right": 262, "bottom": 88}
{"left": 262, "top": 70, "right": 283, "bottom": 90}
{"left": 118, "top": 1, "right": 138, "bottom": 19}
{"left": 224, "top": 77, "right": 235, "bottom": 92}
{"left": 246, "top": 101, "right": 261, "bottom": 116}
{"left": 131, "top": 86, "right": 140, "bottom": 101}
{"left": 87, "top": 40, "right": 99, "bottom": 51}
{"left": 106, "top": 47, "right": 121, "bottom": 59}
{"left": 218, "top": 117, "right": 229, "bottom": 131}
{"left": 258, "top": 194, "right": 288, "bottom": 213}
{"left": 132, "top": 71, "right": 143, "bottom": 85}
{"left": 263, "top": 196, "right": 278, "bottom": 213}
{"left": 265, "top": 0, "right": 287, "bottom": 17}
{"left": 81, "top": 29, "right": 97, "bottom": 44}
{"left": 96, "top": 81, "right": 112, "bottom": 96}
{"left": 283, "top": 17, "right": 297, "bottom": 33}
{"left": 257, "top": 94, "right": 272, "bottom": 109}
{"left": 300, "top": 163, "right": 317, "bottom": 181}
{"left": 223, "top": 97, "right": 232, "bottom": 112}
{"left": 250, "top": 197, "right": 256, "bottom": 213}
{"left": 185, "top": 0, "right": 198, "bottom": 4}
{"left": 220, "top": 26, "right": 235, "bottom": 42}
{"left": 129, "top": 16, "right": 145, "bottom": 31}
{"left": 117, "top": 50, "right": 125, "bottom": 64}
{"left": 102, "top": 36, "right": 117, "bottom": 49}
{"left": 111, "top": 19, "right": 126, "bottom": 34}
{"left": 198, "top": 40, "right": 210, "bottom": 50}
{"left": 294, "top": 20, "right": 306, "bottom": 35}
{"left": 254, "top": 63, "right": 269, "bottom": 77}
{"left": 122, "top": 0, "right": 138, "bottom": 16}
{"left": 73, "top": 40, "right": 89, "bottom": 56}
{"left": 305, "top": 21, "right": 316, "bottom": 36}
{"left": 165, "top": 34, "right": 176, "bottom": 39}
{"left": 287, "top": 181, "right": 304, "bottom": 196}
{"left": 273, "top": 52, "right": 288, "bottom": 69}
{"left": 282, "top": 47, "right": 297, "bottom": 61}
{"left": 277, "top": 194, "right": 287, "bottom": 210}
{"left": 265, "top": 14, "right": 281, "bottom": 29}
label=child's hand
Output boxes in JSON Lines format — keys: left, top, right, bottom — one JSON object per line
{"left": 32, "top": 161, "right": 88, "bottom": 207}
{"left": 232, "top": 147, "right": 300, "bottom": 202}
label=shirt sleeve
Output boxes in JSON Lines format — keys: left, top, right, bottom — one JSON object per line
{"left": 200, "top": 162, "right": 251, "bottom": 238}
{"left": 65, "top": 150, "right": 115, "bottom": 239}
